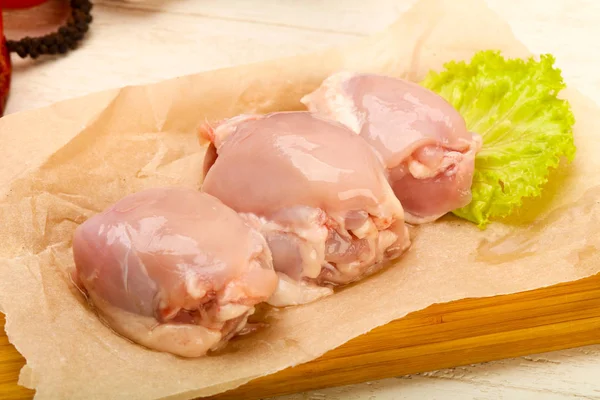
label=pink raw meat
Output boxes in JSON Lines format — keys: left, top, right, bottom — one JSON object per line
{"left": 200, "top": 112, "right": 410, "bottom": 307}
{"left": 302, "top": 71, "right": 482, "bottom": 224}
{"left": 72, "top": 187, "right": 278, "bottom": 357}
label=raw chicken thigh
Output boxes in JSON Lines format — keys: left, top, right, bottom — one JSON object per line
{"left": 301, "top": 71, "right": 482, "bottom": 224}
{"left": 72, "top": 187, "right": 278, "bottom": 357}
{"left": 200, "top": 112, "right": 410, "bottom": 307}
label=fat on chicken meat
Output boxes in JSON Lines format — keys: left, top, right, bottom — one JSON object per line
{"left": 301, "top": 71, "right": 483, "bottom": 224}
{"left": 200, "top": 112, "right": 410, "bottom": 307}
{"left": 72, "top": 187, "right": 278, "bottom": 357}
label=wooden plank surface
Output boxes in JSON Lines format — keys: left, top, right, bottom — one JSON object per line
{"left": 0, "top": 315, "right": 34, "bottom": 400}
{"left": 209, "top": 274, "right": 600, "bottom": 400}
{"left": 2, "top": 1, "right": 600, "bottom": 399}
{"left": 2, "top": 274, "right": 600, "bottom": 400}
{"left": 4, "top": 0, "right": 600, "bottom": 114}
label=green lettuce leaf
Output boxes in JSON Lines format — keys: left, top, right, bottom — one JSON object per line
{"left": 421, "top": 50, "right": 576, "bottom": 228}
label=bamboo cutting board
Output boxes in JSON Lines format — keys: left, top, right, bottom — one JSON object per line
{"left": 2, "top": 273, "right": 600, "bottom": 400}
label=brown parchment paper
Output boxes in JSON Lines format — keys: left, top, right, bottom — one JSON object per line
{"left": 1, "top": 0, "right": 599, "bottom": 399}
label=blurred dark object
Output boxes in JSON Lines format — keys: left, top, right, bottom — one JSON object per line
{"left": 6, "top": 0, "right": 93, "bottom": 59}
{"left": 0, "top": 7, "right": 12, "bottom": 117}
{"left": 0, "top": 0, "right": 93, "bottom": 116}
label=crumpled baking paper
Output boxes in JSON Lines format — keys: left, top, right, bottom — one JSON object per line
{"left": 1, "top": 0, "right": 599, "bottom": 399}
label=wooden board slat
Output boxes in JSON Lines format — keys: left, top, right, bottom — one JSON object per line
{"left": 3, "top": 0, "right": 356, "bottom": 115}
{"left": 2, "top": 273, "right": 599, "bottom": 400}
{"left": 7, "top": 0, "right": 600, "bottom": 117}
{"left": 93, "top": 0, "right": 410, "bottom": 36}
{"left": 0, "top": 315, "right": 34, "bottom": 400}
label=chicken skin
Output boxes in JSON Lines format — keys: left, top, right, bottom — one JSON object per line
{"left": 201, "top": 112, "right": 410, "bottom": 307}
{"left": 302, "top": 71, "right": 482, "bottom": 224}
{"left": 72, "top": 187, "right": 278, "bottom": 357}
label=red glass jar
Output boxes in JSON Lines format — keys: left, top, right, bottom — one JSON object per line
{"left": 3, "top": 0, "right": 51, "bottom": 9}
{"left": 0, "top": 6, "right": 12, "bottom": 116}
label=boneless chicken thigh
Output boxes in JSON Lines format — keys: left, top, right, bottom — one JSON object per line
{"left": 301, "top": 71, "right": 483, "bottom": 224}
{"left": 201, "top": 112, "right": 410, "bottom": 307}
{"left": 72, "top": 187, "right": 278, "bottom": 357}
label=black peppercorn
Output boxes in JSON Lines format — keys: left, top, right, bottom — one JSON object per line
{"left": 6, "top": 0, "right": 93, "bottom": 59}
{"left": 42, "top": 36, "right": 55, "bottom": 46}
{"left": 15, "top": 46, "right": 28, "bottom": 58}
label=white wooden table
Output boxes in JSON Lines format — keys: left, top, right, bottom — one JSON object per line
{"left": 4, "top": 1, "right": 600, "bottom": 398}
